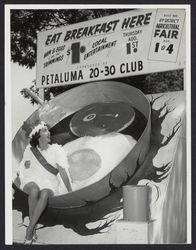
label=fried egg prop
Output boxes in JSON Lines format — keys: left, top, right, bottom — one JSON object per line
{"left": 64, "top": 133, "right": 137, "bottom": 191}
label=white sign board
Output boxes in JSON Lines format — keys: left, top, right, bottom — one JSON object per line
{"left": 36, "top": 8, "right": 186, "bottom": 88}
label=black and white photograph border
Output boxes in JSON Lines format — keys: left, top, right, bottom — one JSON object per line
{"left": 4, "top": 3, "right": 191, "bottom": 245}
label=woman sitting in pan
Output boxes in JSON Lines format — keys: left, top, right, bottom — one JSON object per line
{"left": 18, "top": 121, "right": 137, "bottom": 244}
{"left": 18, "top": 121, "right": 72, "bottom": 244}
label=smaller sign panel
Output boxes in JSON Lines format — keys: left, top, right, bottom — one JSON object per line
{"left": 148, "top": 9, "right": 185, "bottom": 62}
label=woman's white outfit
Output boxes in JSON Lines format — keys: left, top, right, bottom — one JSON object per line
{"left": 19, "top": 144, "right": 71, "bottom": 196}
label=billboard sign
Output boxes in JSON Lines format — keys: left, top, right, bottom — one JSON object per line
{"left": 36, "top": 8, "right": 186, "bottom": 88}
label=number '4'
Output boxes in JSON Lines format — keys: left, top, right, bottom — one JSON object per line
{"left": 166, "top": 44, "right": 174, "bottom": 54}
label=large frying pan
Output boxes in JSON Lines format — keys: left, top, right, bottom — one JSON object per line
{"left": 12, "top": 81, "right": 151, "bottom": 208}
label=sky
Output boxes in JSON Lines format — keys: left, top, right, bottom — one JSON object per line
{"left": 11, "top": 63, "right": 38, "bottom": 138}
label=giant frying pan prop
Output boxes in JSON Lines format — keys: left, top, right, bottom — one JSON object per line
{"left": 12, "top": 81, "right": 151, "bottom": 208}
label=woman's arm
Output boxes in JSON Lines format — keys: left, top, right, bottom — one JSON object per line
{"left": 54, "top": 144, "right": 73, "bottom": 192}
{"left": 56, "top": 163, "right": 72, "bottom": 192}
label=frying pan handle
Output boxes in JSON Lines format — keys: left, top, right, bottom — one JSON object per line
{"left": 23, "top": 88, "right": 44, "bottom": 106}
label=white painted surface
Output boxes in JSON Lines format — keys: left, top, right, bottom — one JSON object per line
{"left": 115, "top": 220, "right": 149, "bottom": 244}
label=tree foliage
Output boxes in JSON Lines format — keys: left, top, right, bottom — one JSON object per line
{"left": 143, "top": 70, "right": 183, "bottom": 94}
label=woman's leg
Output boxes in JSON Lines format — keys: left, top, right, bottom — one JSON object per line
{"left": 23, "top": 182, "right": 40, "bottom": 221}
{"left": 25, "top": 189, "right": 53, "bottom": 240}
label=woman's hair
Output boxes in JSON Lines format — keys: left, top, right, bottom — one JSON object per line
{"left": 29, "top": 130, "right": 41, "bottom": 148}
